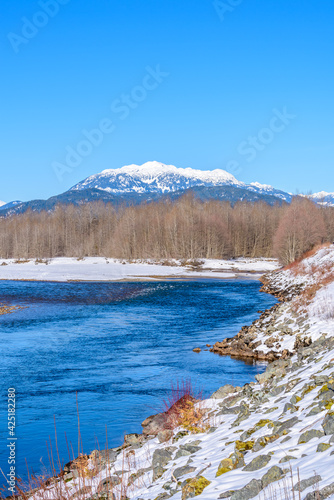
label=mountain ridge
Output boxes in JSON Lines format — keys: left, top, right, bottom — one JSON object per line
{"left": 0, "top": 161, "right": 332, "bottom": 216}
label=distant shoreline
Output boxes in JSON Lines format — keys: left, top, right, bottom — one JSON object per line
{"left": 0, "top": 256, "right": 279, "bottom": 283}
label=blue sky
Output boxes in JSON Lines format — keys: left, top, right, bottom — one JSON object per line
{"left": 1, "top": 0, "right": 334, "bottom": 201}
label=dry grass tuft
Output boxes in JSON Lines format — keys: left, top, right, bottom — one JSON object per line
{"left": 160, "top": 379, "right": 209, "bottom": 432}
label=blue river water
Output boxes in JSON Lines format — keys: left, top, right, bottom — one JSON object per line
{"left": 0, "top": 279, "right": 276, "bottom": 483}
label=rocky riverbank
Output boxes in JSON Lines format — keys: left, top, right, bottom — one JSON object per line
{"left": 18, "top": 245, "right": 334, "bottom": 500}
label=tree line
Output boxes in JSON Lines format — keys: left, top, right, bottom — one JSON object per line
{"left": 0, "top": 196, "right": 332, "bottom": 264}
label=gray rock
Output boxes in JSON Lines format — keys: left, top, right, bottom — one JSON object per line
{"left": 142, "top": 412, "right": 167, "bottom": 436}
{"left": 316, "top": 443, "right": 331, "bottom": 452}
{"left": 173, "top": 465, "right": 196, "bottom": 479}
{"left": 97, "top": 475, "right": 121, "bottom": 493}
{"left": 175, "top": 449, "right": 192, "bottom": 459}
{"left": 318, "top": 482, "right": 334, "bottom": 499}
{"left": 219, "top": 491, "right": 235, "bottom": 499}
{"left": 290, "top": 395, "right": 301, "bottom": 405}
{"left": 279, "top": 455, "right": 297, "bottom": 463}
{"left": 230, "top": 479, "right": 263, "bottom": 500}
{"left": 298, "top": 429, "right": 325, "bottom": 444}
{"left": 127, "top": 467, "right": 152, "bottom": 486}
{"left": 211, "top": 384, "right": 236, "bottom": 399}
{"left": 283, "top": 402, "right": 294, "bottom": 412}
{"left": 313, "top": 375, "right": 329, "bottom": 385}
{"left": 152, "top": 448, "right": 172, "bottom": 480}
{"left": 322, "top": 413, "right": 334, "bottom": 435}
{"left": 274, "top": 416, "right": 299, "bottom": 436}
{"left": 261, "top": 466, "right": 284, "bottom": 488}
{"left": 318, "top": 391, "right": 334, "bottom": 402}
{"left": 293, "top": 475, "right": 322, "bottom": 491}
{"left": 208, "top": 426, "right": 218, "bottom": 433}
{"left": 217, "top": 406, "right": 241, "bottom": 415}
{"left": 243, "top": 455, "right": 271, "bottom": 472}
{"left": 157, "top": 429, "right": 173, "bottom": 443}
{"left": 270, "top": 385, "right": 285, "bottom": 396}
{"left": 124, "top": 433, "right": 144, "bottom": 446}
{"left": 179, "top": 443, "right": 201, "bottom": 454}
{"left": 306, "top": 405, "right": 323, "bottom": 417}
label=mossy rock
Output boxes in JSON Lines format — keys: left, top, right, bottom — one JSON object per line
{"left": 243, "top": 454, "right": 271, "bottom": 471}
{"left": 316, "top": 443, "right": 331, "bottom": 452}
{"left": 174, "top": 430, "right": 189, "bottom": 442}
{"left": 229, "top": 451, "right": 245, "bottom": 469}
{"left": 216, "top": 451, "right": 245, "bottom": 477}
{"left": 181, "top": 476, "right": 211, "bottom": 500}
{"left": 235, "top": 440, "right": 254, "bottom": 452}
{"left": 319, "top": 383, "right": 329, "bottom": 394}
{"left": 261, "top": 466, "right": 284, "bottom": 488}
{"left": 256, "top": 418, "right": 272, "bottom": 428}
{"left": 279, "top": 455, "right": 297, "bottom": 463}
{"left": 302, "top": 384, "right": 316, "bottom": 397}
{"left": 252, "top": 434, "right": 279, "bottom": 452}
{"left": 264, "top": 406, "right": 278, "bottom": 414}
{"left": 216, "top": 458, "right": 234, "bottom": 477}
{"left": 298, "top": 429, "right": 324, "bottom": 444}
{"left": 290, "top": 395, "right": 301, "bottom": 405}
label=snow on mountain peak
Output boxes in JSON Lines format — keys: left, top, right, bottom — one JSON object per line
{"left": 250, "top": 181, "right": 274, "bottom": 191}
{"left": 0, "top": 200, "right": 6, "bottom": 207}
{"left": 310, "top": 191, "right": 334, "bottom": 198}
{"left": 71, "top": 161, "right": 241, "bottom": 194}
{"left": 101, "top": 161, "right": 238, "bottom": 183}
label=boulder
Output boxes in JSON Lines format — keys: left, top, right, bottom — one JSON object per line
{"left": 279, "top": 455, "right": 297, "bottom": 463}
{"left": 230, "top": 479, "right": 263, "bottom": 500}
{"left": 304, "top": 482, "right": 334, "bottom": 499}
{"left": 216, "top": 458, "right": 234, "bottom": 477}
{"left": 152, "top": 448, "right": 172, "bottom": 481}
{"left": 298, "top": 429, "right": 325, "bottom": 444}
{"left": 97, "top": 475, "right": 121, "bottom": 494}
{"left": 124, "top": 433, "right": 144, "bottom": 446}
{"left": 317, "top": 443, "right": 331, "bottom": 452}
{"left": 261, "top": 466, "right": 284, "bottom": 488}
{"left": 322, "top": 413, "right": 334, "bottom": 435}
{"left": 142, "top": 412, "right": 167, "bottom": 436}
{"left": 181, "top": 476, "right": 211, "bottom": 500}
{"left": 243, "top": 454, "right": 271, "bottom": 471}
{"left": 157, "top": 429, "right": 173, "bottom": 443}
{"left": 173, "top": 465, "right": 196, "bottom": 479}
{"left": 211, "top": 384, "right": 236, "bottom": 399}
{"left": 293, "top": 475, "right": 322, "bottom": 492}
{"left": 273, "top": 416, "right": 299, "bottom": 436}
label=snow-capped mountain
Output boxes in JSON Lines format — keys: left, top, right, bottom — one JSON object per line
{"left": 70, "top": 161, "right": 292, "bottom": 202}
{"left": 71, "top": 161, "right": 240, "bottom": 194}
{"left": 2, "top": 162, "right": 332, "bottom": 218}
{"left": 0, "top": 200, "right": 6, "bottom": 207}
{"left": 308, "top": 191, "right": 334, "bottom": 207}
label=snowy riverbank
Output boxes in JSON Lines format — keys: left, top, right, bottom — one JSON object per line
{"left": 0, "top": 257, "right": 279, "bottom": 282}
